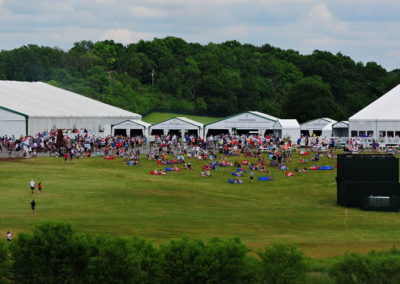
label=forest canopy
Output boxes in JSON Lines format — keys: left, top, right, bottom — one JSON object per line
{"left": 0, "top": 37, "right": 399, "bottom": 122}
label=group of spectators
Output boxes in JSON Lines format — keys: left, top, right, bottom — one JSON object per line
{"left": 2, "top": 128, "right": 399, "bottom": 162}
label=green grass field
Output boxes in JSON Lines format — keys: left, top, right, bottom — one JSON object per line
{"left": 1, "top": 153, "right": 400, "bottom": 258}
{"left": 142, "top": 112, "right": 221, "bottom": 124}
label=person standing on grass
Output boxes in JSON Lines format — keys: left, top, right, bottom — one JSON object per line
{"left": 31, "top": 200, "right": 36, "bottom": 216}
{"left": 38, "top": 182, "right": 42, "bottom": 194}
{"left": 250, "top": 171, "right": 254, "bottom": 183}
{"left": 30, "top": 179, "right": 35, "bottom": 194}
{"left": 6, "top": 231, "right": 11, "bottom": 242}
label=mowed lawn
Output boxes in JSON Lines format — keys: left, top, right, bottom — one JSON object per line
{"left": 1, "top": 153, "right": 400, "bottom": 258}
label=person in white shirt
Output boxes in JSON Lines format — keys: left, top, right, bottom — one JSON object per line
{"left": 6, "top": 231, "right": 11, "bottom": 242}
{"left": 30, "top": 179, "right": 35, "bottom": 194}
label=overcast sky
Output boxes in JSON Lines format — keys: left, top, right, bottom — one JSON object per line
{"left": 0, "top": 0, "right": 399, "bottom": 71}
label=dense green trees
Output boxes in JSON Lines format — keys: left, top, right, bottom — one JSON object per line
{"left": 4, "top": 221, "right": 400, "bottom": 282}
{"left": 0, "top": 37, "right": 399, "bottom": 122}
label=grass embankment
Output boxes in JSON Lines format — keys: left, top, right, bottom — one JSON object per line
{"left": 142, "top": 112, "right": 221, "bottom": 124}
{"left": 1, "top": 153, "right": 400, "bottom": 259}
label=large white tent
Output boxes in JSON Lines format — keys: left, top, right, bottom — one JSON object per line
{"left": 149, "top": 117, "right": 204, "bottom": 138}
{"left": 0, "top": 81, "right": 141, "bottom": 137}
{"left": 273, "top": 119, "right": 300, "bottom": 141}
{"left": 349, "top": 84, "right": 400, "bottom": 138}
{"left": 300, "top": 118, "right": 336, "bottom": 136}
{"left": 204, "top": 111, "right": 278, "bottom": 136}
{"left": 111, "top": 120, "right": 151, "bottom": 137}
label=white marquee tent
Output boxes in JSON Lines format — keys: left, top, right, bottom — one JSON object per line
{"left": 149, "top": 117, "right": 204, "bottom": 138}
{"left": 300, "top": 118, "right": 336, "bottom": 136}
{"left": 349, "top": 84, "right": 400, "bottom": 138}
{"left": 0, "top": 81, "right": 141, "bottom": 137}
{"left": 273, "top": 119, "right": 300, "bottom": 141}
{"left": 204, "top": 111, "right": 278, "bottom": 136}
{"left": 321, "top": 122, "right": 337, "bottom": 138}
{"left": 111, "top": 120, "right": 151, "bottom": 137}
{"left": 332, "top": 121, "right": 349, "bottom": 137}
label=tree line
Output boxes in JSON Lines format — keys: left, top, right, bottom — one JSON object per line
{"left": 1, "top": 222, "right": 400, "bottom": 283}
{"left": 0, "top": 37, "right": 400, "bottom": 122}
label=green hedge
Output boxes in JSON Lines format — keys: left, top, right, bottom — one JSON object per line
{"left": 1, "top": 221, "right": 311, "bottom": 283}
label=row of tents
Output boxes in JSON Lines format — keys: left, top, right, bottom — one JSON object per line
{"left": 112, "top": 111, "right": 349, "bottom": 141}
{"left": 2, "top": 81, "right": 400, "bottom": 140}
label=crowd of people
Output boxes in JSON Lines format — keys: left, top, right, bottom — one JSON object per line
{"left": 6, "top": 129, "right": 393, "bottom": 242}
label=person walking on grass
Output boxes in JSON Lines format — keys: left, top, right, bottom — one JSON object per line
{"left": 38, "top": 182, "right": 42, "bottom": 194}
{"left": 31, "top": 200, "right": 36, "bottom": 216}
{"left": 30, "top": 179, "right": 35, "bottom": 194}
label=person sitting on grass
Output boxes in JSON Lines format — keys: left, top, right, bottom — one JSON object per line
{"left": 312, "top": 153, "right": 320, "bottom": 162}
{"left": 206, "top": 170, "right": 211, "bottom": 177}
{"left": 302, "top": 167, "right": 307, "bottom": 173}
{"left": 234, "top": 178, "right": 243, "bottom": 184}
{"left": 201, "top": 170, "right": 206, "bottom": 177}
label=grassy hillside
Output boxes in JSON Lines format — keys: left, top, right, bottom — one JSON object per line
{"left": 1, "top": 153, "right": 400, "bottom": 259}
{"left": 142, "top": 112, "right": 221, "bottom": 124}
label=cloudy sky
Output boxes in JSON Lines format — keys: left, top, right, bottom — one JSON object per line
{"left": 0, "top": 0, "right": 399, "bottom": 70}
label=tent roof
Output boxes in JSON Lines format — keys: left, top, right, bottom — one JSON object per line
{"left": 175, "top": 117, "right": 204, "bottom": 128}
{"left": 248, "top": 111, "right": 278, "bottom": 121}
{"left": 349, "top": 84, "right": 400, "bottom": 120}
{"left": 0, "top": 81, "right": 141, "bottom": 118}
{"left": 150, "top": 117, "right": 203, "bottom": 128}
{"left": 301, "top": 117, "right": 336, "bottom": 126}
{"left": 204, "top": 111, "right": 278, "bottom": 127}
{"left": 274, "top": 119, "right": 300, "bottom": 129}
{"left": 322, "top": 122, "right": 336, "bottom": 130}
{"left": 332, "top": 121, "right": 348, "bottom": 128}
{"left": 112, "top": 119, "right": 151, "bottom": 128}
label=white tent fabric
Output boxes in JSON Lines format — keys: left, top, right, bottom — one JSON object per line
{"left": 349, "top": 84, "right": 400, "bottom": 138}
{"left": 0, "top": 81, "right": 141, "bottom": 136}
{"left": 332, "top": 121, "right": 349, "bottom": 137}
{"left": 149, "top": 117, "right": 204, "bottom": 138}
{"left": 300, "top": 118, "right": 337, "bottom": 136}
{"left": 273, "top": 119, "right": 300, "bottom": 141}
{"left": 204, "top": 111, "right": 278, "bottom": 136}
{"left": 321, "top": 122, "right": 336, "bottom": 138}
{"left": 111, "top": 120, "right": 152, "bottom": 137}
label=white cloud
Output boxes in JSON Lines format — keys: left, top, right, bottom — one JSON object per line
{"left": 101, "top": 29, "right": 156, "bottom": 44}
{"left": 0, "top": 0, "right": 400, "bottom": 70}
{"left": 130, "top": 5, "right": 168, "bottom": 18}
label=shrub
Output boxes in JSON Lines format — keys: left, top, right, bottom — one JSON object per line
{"left": 258, "top": 243, "right": 308, "bottom": 284}
{"left": 0, "top": 241, "right": 10, "bottom": 283}
{"left": 10, "top": 222, "right": 91, "bottom": 284}
{"left": 329, "top": 250, "right": 400, "bottom": 284}
{"left": 84, "top": 235, "right": 163, "bottom": 284}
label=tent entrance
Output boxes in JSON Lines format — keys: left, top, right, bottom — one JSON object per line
{"left": 168, "top": 129, "right": 182, "bottom": 136}
{"left": 206, "top": 129, "right": 230, "bottom": 136}
{"left": 264, "top": 129, "right": 274, "bottom": 136}
{"left": 186, "top": 129, "right": 198, "bottom": 137}
{"left": 130, "top": 129, "right": 144, "bottom": 137}
{"left": 332, "top": 128, "right": 348, "bottom": 138}
{"left": 312, "top": 130, "right": 322, "bottom": 136}
{"left": 114, "top": 129, "right": 127, "bottom": 136}
{"left": 301, "top": 130, "right": 310, "bottom": 137}
{"left": 151, "top": 129, "right": 164, "bottom": 136}
{"left": 237, "top": 129, "right": 259, "bottom": 135}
